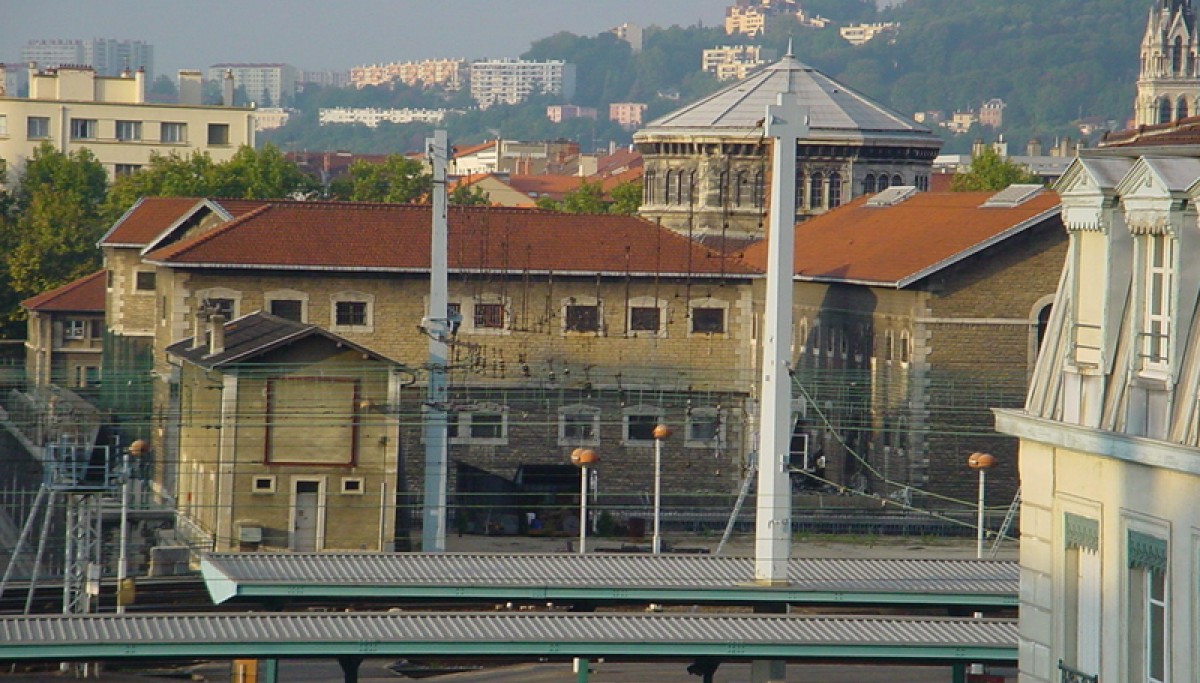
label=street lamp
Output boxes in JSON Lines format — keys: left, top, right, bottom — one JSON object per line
{"left": 570, "top": 448, "right": 598, "bottom": 554}
{"left": 652, "top": 424, "right": 671, "bottom": 554}
{"left": 117, "top": 439, "right": 146, "bottom": 614}
{"left": 967, "top": 452, "right": 996, "bottom": 560}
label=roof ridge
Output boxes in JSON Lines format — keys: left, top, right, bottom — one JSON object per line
{"left": 149, "top": 204, "right": 274, "bottom": 260}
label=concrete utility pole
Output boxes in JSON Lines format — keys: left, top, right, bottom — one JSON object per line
{"left": 422, "top": 130, "right": 450, "bottom": 553}
{"left": 754, "top": 93, "right": 807, "bottom": 586}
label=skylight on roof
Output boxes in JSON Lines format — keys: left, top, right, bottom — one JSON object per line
{"left": 865, "top": 186, "right": 917, "bottom": 207}
{"left": 982, "top": 184, "right": 1043, "bottom": 208}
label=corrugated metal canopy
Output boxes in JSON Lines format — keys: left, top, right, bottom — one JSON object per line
{"left": 0, "top": 612, "right": 1018, "bottom": 663}
{"left": 201, "top": 553, "right": 1017, "bottom": 607}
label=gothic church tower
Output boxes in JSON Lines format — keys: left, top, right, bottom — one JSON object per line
{"left": 1136, "top": 0, "right": 1200, "bottom": 125}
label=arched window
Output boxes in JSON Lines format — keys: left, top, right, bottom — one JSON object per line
{"left": 674, "top": 170, "right": 686, "bottom": 205}
{"left": 1178, "top": 96, "right": 1190, "bottom": 120}
{"left": 663, "top": 170, "right": 675, "bottom": 205}
{"left": 1035, "top": 303, "right": 1053, "bottom": 352}
{"left": 795, "top": 170, "right": 805, "bottom": 209}
{"left": 1159, "top": 97, "right": 1173, "bottom": 124}
{"left": 1173, "top": 36, "right": 1184, "bottom": 74}
{"left": 892, "top": 174, "right": 903, "bottom": 187}
{"left": 863, "top": 174, "right": 876, "bottom": 194}
{"left": 877, "top": 174, "right": 890, "bottom": 192}
{"left": 644, "top": 170, "right": 656, "bottom": 204}
{"left": 718, "top": 170, "right": 728, "bottom": 207}
{"left": 753, "top": 171, "right": 765, "bottom": 209}
{"left": 735, "top": 171, "right": 748, "bottom": 207}
{"left": 809, "top": 172, "right": 823, "bottom": 210}
{"left": 829, "top": 173, "right": 842, "bottom": 207}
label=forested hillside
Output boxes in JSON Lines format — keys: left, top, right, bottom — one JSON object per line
{"left": 264, "top": 0, "right": 1151, "bottom": 154}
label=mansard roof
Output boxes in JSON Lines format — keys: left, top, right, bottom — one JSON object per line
{"left": 637, "top": 54, "right": 938, "bottom": 146}
{"left": 740, "top": 188, "right": 1061, "bottom": 288}
{"left": 142, "top": 201, "right": 760, "bottom": 278}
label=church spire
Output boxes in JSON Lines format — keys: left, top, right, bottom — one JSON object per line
{"left": 1135, "top": 0, "right": 1200, "bottom": 125}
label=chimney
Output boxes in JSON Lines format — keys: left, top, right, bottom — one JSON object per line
{"left": 191, "top": 308, "right": 207, "bottom": 350}
{"left": 178, "top": 70, "right": 202, "bottom": 105}
{"left": 1026, "top": 138, "right": 1043, "bottom": 156}
{"left": 222, "top": 68, "right": 235, "bottom": 106}
{"left": 971, "top": 138, "right": 986, "bottom": 158}
{"left": 208, "top": 314, "right": 226, "bottom": 355}
{"left": 134, "top": 67, "right": 145, "bottom": 103}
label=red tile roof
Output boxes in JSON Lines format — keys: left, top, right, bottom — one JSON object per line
{"left": 21, "top": 271, "right": 106, "bottom": 312}
{"left": 740, "top": 190, "right": 1061, "bottom": 287}
{"left": 1100, "top": 116, "right": 1200, "bottom": 148}
{"left": 144, "top": 202, "right": 760, "bottom": 277}
{"left": 453, "top": 141, "right": 496, "bottom": 159}
{"left": 505, "top": 174, "right": 588, "bottom": 201}
{"left": 100, "top": 197, "right": 269, "bottom": 248}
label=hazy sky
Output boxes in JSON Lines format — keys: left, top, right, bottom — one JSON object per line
{"left": 2, "top": 1, "right": 734, "bottom": 76}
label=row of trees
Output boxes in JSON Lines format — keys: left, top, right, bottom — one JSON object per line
{"left": 0, "top": 145, "right": 473, "bottom": 338}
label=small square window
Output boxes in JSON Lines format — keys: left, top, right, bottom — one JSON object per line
{"left": 269, "top": 299, "right": 303, "bottom": 322}
{"left": 207, "top": 123, "right": 230, "bottom": 145}
{"left": 0, "top": 114, "right": 8, "bottom": 136}
{"left": 686, "top": 410, "right": 723, "bottom": 447}
{"left": 624, "top": 412, "right": 660, "bottom": 444}
{"left": 161, "top": 122, "right": 186, "bottom": 143}
{"left": 116, "top": 120, "right": 142, "bottom": 141}
{"left": 473, "top": 302, "right": 505, "bottom": 329}
{"left": 470, "top": 412, "right": 504, "bottom": 439}
{"left": 27, "top": 116, "right": 50, "bottom": 139}
{"left": 252, "top": 476, "right": 276, "bottom": 493}
{"left": 565, "top": 304, "right": 600, "bottom": 333}
{"left": 630, "top": 306, "right": 661, "bottom": 333}
{"left": 69, "top": 118, "right": 97, "bottom": 140}
{"left": 692, "top": 307, "right": 725, "bottom": 334}
{"left": 135, "top": 271, "right": 156, "bottom": 291}
{"left": 114, "top": 164, "right": 142, "bottom": 177}
{"left": 204, "top": 298, "right": 235, "bottom": 320}
{"left": 64, "top": 320, "right": 86, "bottom": 340}
{"left": 341, "top": 478, "right": 364, "bottom": 495}
{"left": 559, "top": 407, "right": 600, "bottom": 446}
{"left": 336, "top": 301, "right": 367, "bottom": 326}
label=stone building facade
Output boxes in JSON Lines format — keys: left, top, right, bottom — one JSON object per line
{"left": 1135, "top": 0, "right": 1200, "bottom": 125}
{"left": 634, "top": 53, "right": 941, "bottom": 251}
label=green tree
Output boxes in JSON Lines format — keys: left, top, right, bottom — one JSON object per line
{"left": 450, "top": 184, "right": 491, "bottom": 206}
{"left": 2, "top": 144, "right": 108, "bottom": 331}
{"left": 607, "top": 180, "right": 642, "bottom": 215}
{"left": 212, "top": 144, "right": 318, "bottom": 199}
{"left": 337, "top": 154, "right": 432, "bottom": 203}
{"left": 561, "top": 180, "right": 608, "bottom": 214}
{"left": 949, "top": 147, "right": 1039, "bottom": 191}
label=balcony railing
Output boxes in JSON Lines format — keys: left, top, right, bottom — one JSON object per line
{"left": 1059, "top": 660, "right": 1098, "bottom": 683}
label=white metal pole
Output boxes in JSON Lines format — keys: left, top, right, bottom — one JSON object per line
{"left": 755, "top": 92, "right": 807, "bottom": 585}
{"left": 976, "top": 469, "right": 986, "bottom": 560}
{"left": 652, "top": 437, "right": 662, "bottom": 554}
{"left": 117, "top": 451, "right": 129, "bottom": 614}
{"left": 422, "top": 129, "right": 450, "bottom": 553}
{"left": 578, "top": 466, "right": 589, "bottom": 555}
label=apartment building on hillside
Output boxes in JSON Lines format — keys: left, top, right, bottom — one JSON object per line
{"left": 22, "top": 38, "right": 154, "bottom": 80}
{"left": 469, "top": 60, "right": 576, "bottom": 109}
{"left": 206, "top": 63, "right": 298, "bottom": 107}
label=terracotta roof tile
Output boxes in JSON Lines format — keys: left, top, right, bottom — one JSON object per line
{"left": 21, "top": 271, "right": 106, "bottom": 312}
{"left": 100, "top": 197, "right": 268, "bottom": 247}
{"left": 740, "top": 190, "right": 1061, "bottom": 286}
{"left": 453, "top": 141, "right": 496, "bottom": 159}
{"left": 144, "top": 202, "right": 760, "bottom": 277}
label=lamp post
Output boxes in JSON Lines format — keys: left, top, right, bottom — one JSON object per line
{"left": 652, "top": 425, "right": 671, "bottom": 554}
{"left": 570, "top": 448, "right": 598, "bottom": 554}
{"left": 117, "top": 439, "right": 146, "bottom": 614}
{"left": 967, "top": 452, "right": 996, "bottom": 560}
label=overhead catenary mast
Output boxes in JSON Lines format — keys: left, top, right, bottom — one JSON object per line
{"left": 422, "top": 130, "right": 451, "bottom": 553}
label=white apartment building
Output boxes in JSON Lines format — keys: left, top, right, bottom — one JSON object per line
{"left": 469, "top": 60, "right": 576, "bottom": 109}
{"left": 318, "top": 107, "right": 451, "bottom": 127}
{"left": 207, "top": 63, "right": 298, "bottom": 107}
{"left": 839, "top": 22, "right": 900, "bottom": 46}
{"left": 0, "top": 64, "right": 254, "bottom": 182}
{"left": 22, "top": 38, "right": 154, "bottom": 80}
{"left": 701, "top": 45, "right": 767, "bottom": 81}
{"left": 348, "top": 59, "right": 467, "bottom": 90}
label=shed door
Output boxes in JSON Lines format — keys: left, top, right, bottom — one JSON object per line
{"left": 292, "top": 481, "right": 321, "bottom": 551}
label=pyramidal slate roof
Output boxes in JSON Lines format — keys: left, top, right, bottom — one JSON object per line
{"left": 640, "top": 53, "right": 936, "bottom": 144}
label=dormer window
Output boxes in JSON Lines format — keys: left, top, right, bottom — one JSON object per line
{"left": 1142, "top": 233, "right": 1174, "bottom": 373}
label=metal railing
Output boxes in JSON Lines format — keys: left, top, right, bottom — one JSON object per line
{"left": 1059, "top": 660, "right": 1098, "bottom": 683}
